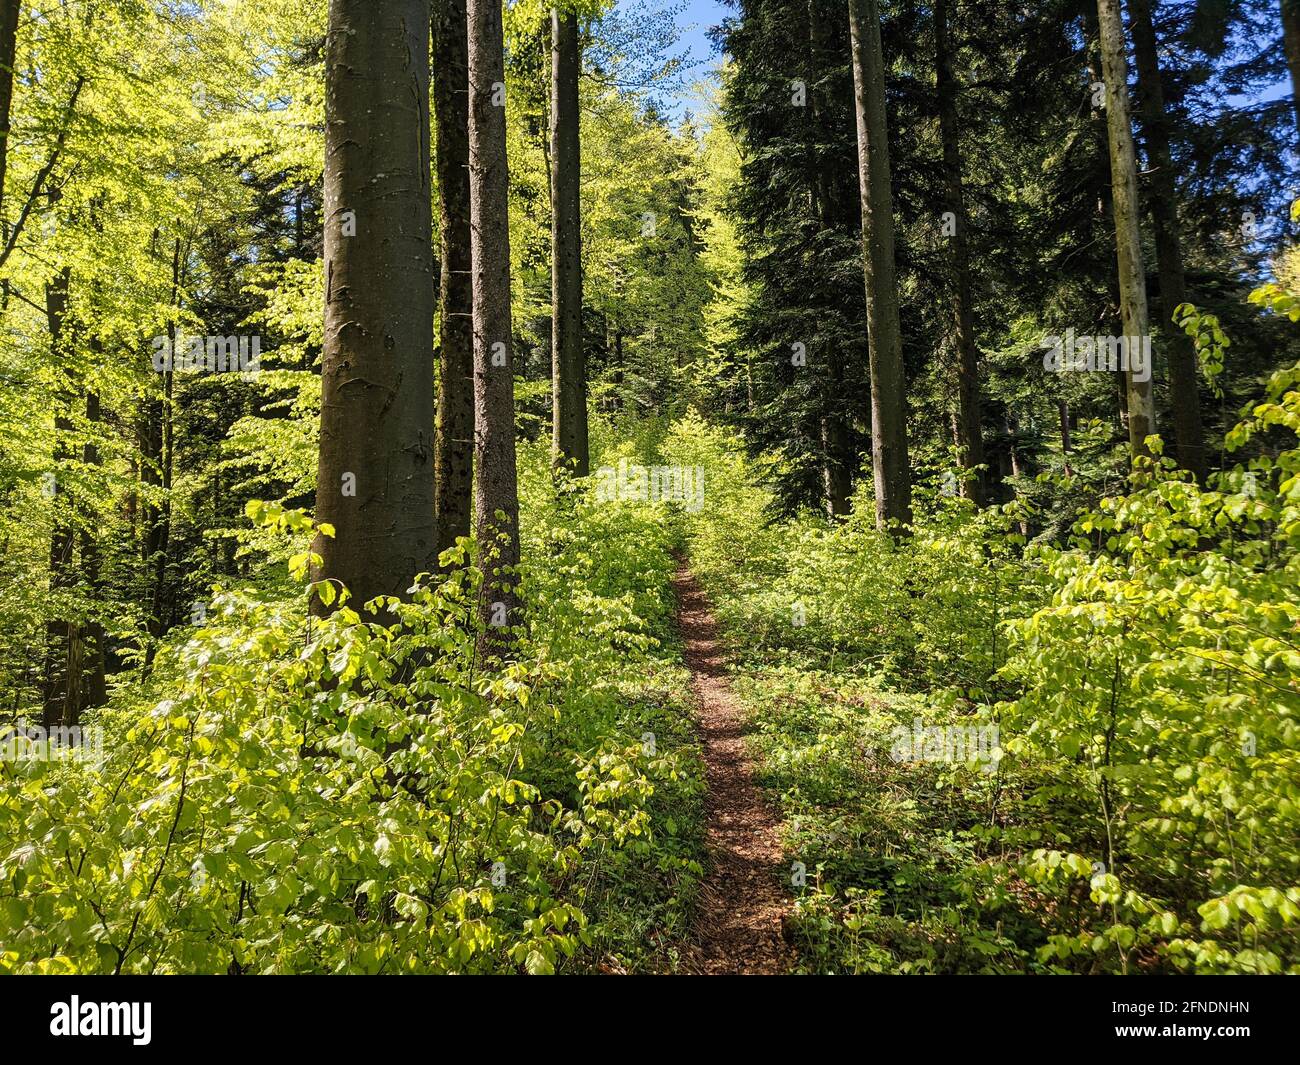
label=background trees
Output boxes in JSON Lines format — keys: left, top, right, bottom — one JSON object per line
{"left": 0, "top": 0, "right": 1291, "bottom": 695}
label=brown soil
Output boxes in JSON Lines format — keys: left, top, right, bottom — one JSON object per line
{"left": 673, "top": 560, "right": 791, "bottom": 975}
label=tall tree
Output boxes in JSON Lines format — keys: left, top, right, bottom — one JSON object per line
{"left": 934, "top": 0, "right": 985, "bottom": 504}
{"left": 0, "top": 0, "right": 18, "bottom": 217}
{"left": 314, "top": 0, "right": 437, "bottom": 613}
{"left": 719, "top": 0, "right": 869, "bottom": 517}
{"left": 81, "top": 386, "right": 106, "bottom": 709}
{"left": 550, "top": 8, "right": 588, "bottom": 476}
{"left": 808, "top": 0, "right": 853, "bottom": 518}
{"left": 433, "top": 0, "right": 475, "bottom": 559}
{"left": 848, "top": 0, "right": 912, "bottom": 528}
{"left": 468, "top": 0, "right": 521, "bottom": 645}
{"left": 1127, "top": 0, "right": 1205, "bottom": 481}
{"left": 145, "top": 237, "right": 181, "bottom": 668}
{"left": 1284, "top": 0, "right": 1300, "bottom": 135}
{"left": 41, "top": 266, "right": 78, "bottom": 729}
{"left": 1097, "top": 0, "right": 1155, "bottom": 457}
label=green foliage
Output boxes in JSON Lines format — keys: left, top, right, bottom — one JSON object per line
{"left": 661, "top": 411, "right": 1041, "bottom": 697}
{"left": 0, "top": 456, "right": 706, "bottom": 973}
{"left": 999, "top": 354, "right": 1300, "bottom": 974}
{"left": 664, "top": 285, "right": 1300, "bottom": 972}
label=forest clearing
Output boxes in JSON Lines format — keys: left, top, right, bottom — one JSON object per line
{"left": 0, "top": 0, "right": 1298, "bottom": 997}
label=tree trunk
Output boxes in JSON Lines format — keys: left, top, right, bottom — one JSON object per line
{"left": 809, "top": 0, "right": 852, "bottom": 518}
{"left": 1283, "top": 0, "right": 1300, "bottom": 135}
{"left": 550, "top": 9, "right": 588, "bottom": 477}
{"left": 847, "top": 0, "right": 912, "bottom": 529}
{"left": 41, "top": 267, "right": 80, "bottom": 729}
{"left": 82, "top": 389, "right": 107, "bottom": 709}
{"left": 433, "top": 0, "right": 475, "bottom": 561}
{"left": 144, "top": 243, "right": 180, "bottom": 669}
{"left": 613, "top": 328, "right": 624, "bottom": 412}
{"left": 149, "top": 329, "right": 173, "bottom": 647}
{"left": 819, "top": 414, "right": 852, "bottom": 518}
{"left": 468, "top": 0, "right": 521, "bottom": 650}
{"left": 0, "top": 0, "right": 18, "bottom": 218}
{"left": 314, "top": 0, "right": 437, "bottom": 614}
{"left": 1127, "top": 0, "right": 1205, "bottom": 481}
{"left": 1058, "top": 398, "right": 1073, "bottom": 477}
{"left": 935, "top": 0, "right": 985, "bottom": 505}
{"left": 1097, "top": 0, "right": 1155, "bottom": 457}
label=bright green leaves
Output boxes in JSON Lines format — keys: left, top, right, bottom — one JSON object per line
{"left": 1173, "top": 303, "right": 1228, "bottom": 398}
{"left": 0, "top": 451, "right": 702, "bottom": 974}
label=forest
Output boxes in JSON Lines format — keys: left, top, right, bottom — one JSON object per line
{"left": 0, "top": 0, "right": 1297, "bottom": 981}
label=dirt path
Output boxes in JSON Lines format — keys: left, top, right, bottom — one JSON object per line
{"left": 673, "top": 560, "right": 791, "bottom": 975}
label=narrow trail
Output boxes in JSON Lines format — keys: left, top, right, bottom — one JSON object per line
{"left": 672, "top": 559, "right": 792, "bottom": 975}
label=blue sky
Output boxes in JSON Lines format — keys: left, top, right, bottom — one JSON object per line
{"left": 675, "top": 0, "right": 727, "bottom": 69}
{"left": 659, "top": 0, "right": 728, "bottom": 120}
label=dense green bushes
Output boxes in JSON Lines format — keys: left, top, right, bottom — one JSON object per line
{"left": 6, "top": 325, "right": 1298, "bottom": 974}
{"left": 1001, "top": 363, "right": 1300, "bottom": 973}
{"left": 666, "top": 331, "right": 1300, "bottom": 972}
{"left": 0, "top": 445, "right": 705, "bottom": 974}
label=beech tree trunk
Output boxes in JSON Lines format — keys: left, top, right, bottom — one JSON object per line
{"left": 550, "top": 8, "right": 588, "bottom": 477}
{"left": 314, "top": 0, "right": 437, "bottom": 614}
{"left": 468, "top": 0, "right": 521, "bottom": 649}
{"left": 1097, "top": 0, "right": 1155, "bottom": 457}
{"left": 1127, "top": 0, "right": 1205, "bottom": 481}
{"left": 0, "top": 0, "right": 18, "bottom": 218}
{"left": 433, "top": 0, "right": 475, "bottom": 560}
{"left": 935, "top": 0, "right": 985, "bottom": 505}
{"left": 848, "top": 0, "right": 912, "bottom": 529}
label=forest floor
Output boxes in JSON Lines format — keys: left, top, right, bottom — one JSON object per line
{"left": 673, "top": 560, "right": 792, "bottom": 975}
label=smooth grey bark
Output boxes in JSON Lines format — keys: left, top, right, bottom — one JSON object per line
{"left": 848, "top": 0, "right": 912, "bottom": 529}
{"left": 1097, "top": 0, "right": 1156, "bottom": 457}
{"left": 935, "top": 0, "right": 985, "bottom": 505}
{"left": 1127, "top": 0, "right": 1205, "bottom": 481}
{"left": 433, "top": 0, "right": 475, "bottom": 560}
{"left": 550, "top": 9, "right": 588, "bottom": 477}
{"left": 468, "top": 0, "right": 521, "bottom": 650}
{"left": 314, "top": 0, "right": 437, "bottom": 614}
